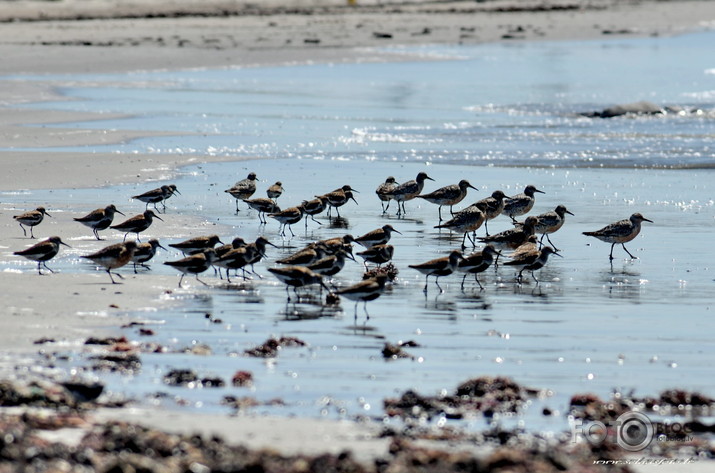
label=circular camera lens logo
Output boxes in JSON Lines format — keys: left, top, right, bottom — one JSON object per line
{"left": 616, "top": 411, "right": 654, "bottom": 451}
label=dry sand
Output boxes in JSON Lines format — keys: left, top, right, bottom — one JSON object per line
{"left": 1, "top": 0, "right": 714, "bottom": 468}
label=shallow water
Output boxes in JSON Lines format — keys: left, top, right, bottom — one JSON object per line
{"left": 6, "top": 30, "right": 715, "bottom": 167}
{"left": 2, "top": 32, "right": 715, "bottom": 433}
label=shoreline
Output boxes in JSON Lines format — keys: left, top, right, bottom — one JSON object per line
{"left": 1, "top": 1, "right": 714, "bottom": 470}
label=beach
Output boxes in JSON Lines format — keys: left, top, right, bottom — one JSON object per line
{"left": 1, "top": 1, "right": 714, "bottom": 471}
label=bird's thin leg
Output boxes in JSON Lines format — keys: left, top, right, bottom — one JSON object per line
{"left": 609, "top": 243, "right": 616, "bottom": 260}
{"left": 460, "top": 273, "right": 468, "bottom": 290}
{"left": 435, "top": 277, "right": 444, "bottom": 293}
{"left": 196, "top": 275, "right": 209, "bottom": 286}
{"left": 178, "top": 274, "right": 185, "bottom": 288}
{"left": 423, "top": 275, "right": 429, "bottom": 293}
{"left": 475, "top": 274, "right": 484, "bottom": 290}
{"left": 545, "top": 234, "right": 559, "bottom": 251}
{"left": 622, "top": 244, "right": 637, "bottom": 259}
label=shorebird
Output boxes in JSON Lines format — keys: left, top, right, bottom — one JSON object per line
{"left": 215, "top": 245, "right": 260, "bottom": 282}
{"left": 169, "top": 235, "right": 224, "bottom": 256}
{"left": 321, "top": 185, "right": 358, "bottom": 218}
{"left": 355, "top": 224, "right": 401, "bottom": 249}
{"left": 267, "top": 266, "right": 330, "bottom": 302}
{"left": 316, "top": 234, "right": 355, "bottom": 254}
{"left": 163, "top": 184, "right": 181, "bottom": 207}
{"left": 457, "top": 245, "right": 500, "bottom": 290}
{"left": 266, "top": 181, "right": 284, "bottom": 201}
{"left": 504, "top": 246, "right": 561, "bottom": 283}
{"left": 434, "top": 202, "right": 487, "bottom": 249}
{"left": 276, "top": 243, "right": 329, "bottom": 266}
{"left": 503, "top": 185, "right": 544, "bottom": 222}
{"left": 523, "top": 205, "right": 574, "bottom": 251}
{"left": 335, "top": 274, "right": 389, "bottom": 320}
{"left": 13, "top": 207, "right": 51, "bottom": 239}
{"left": 243, "top": 236, "right": 277, "bottom": 278}
{"left": 132, "top": 184, "right": 178, "bottom": 212}
{"left": 510, "top": 234, "right": 539, "bottom": 259}
{"left": 110, "top": 210, "right": 163, "bottom": 242}
{"left": 478, "top": 216, "right": 538, "bottom": 253}
{"left": 164, "top": 248, "right": 217, "bottom": 287}
{"left": 74, "top": 204, "right": 125, "bottom": 240}
{"left": 474, "top": 190, "right": 510, "bottom": 236}
{"left": 307, "top": 247, "right": 355, "bottom": 277}
{"left": 13, "top": 236, "right": 70, "bottom": 275}
{"left": 417, "top": 179, "right": 478, "bottom": 221}
{"left": 302, "top": 195, "right": 329, "bottom": 228}
{"left": 387, "top": 172, "right": 435, "bottom": 216}
{"left": 131, "top": 239, "right": 166, "bottom": 273}
{"left": 243, "top": 198, "right": 280, "bottom": 224}
{"left": 225, "top": 172, "right": 258, "bottom": 212}
{"left": 375, "top": 176, "right": 399, "bottom": 214}
{"left": 268, "top": 204, "right": 305, "bottom": 237}
{"left": 82, "top": 241, "right": 138, "bottom": 284}
{"left": 215, "top": 237, "right": 248, "bottom": 259}
{"left": 409, "top": 249, "right": 464, "bottom": 293}
{"left": 583, "top": 213, "right": 653, "bottom": 260}
{"left": 356, "top": 244, "right": 394, "bottom": 268}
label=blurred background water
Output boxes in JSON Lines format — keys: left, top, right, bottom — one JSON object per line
{"left": 1, "top": 31, "right": 714, "bottom": 433}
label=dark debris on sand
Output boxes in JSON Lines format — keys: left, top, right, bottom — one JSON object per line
{"left": 0, "top": 410, "right": 636, "bottom": 473}
{"left": 385, "top": 376, "right": 540, "bottom": 421}
{"left": 363, "top": 262, "right": 399, "bottom": 281}
{"left": 244, "top": 336, "right": 308, "bottom": 358}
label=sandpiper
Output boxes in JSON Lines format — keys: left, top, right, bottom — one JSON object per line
{"left": 13, "top": 207, "right": 51, "bottom": 239}
{"left": 243, "top": 198, "right": 280, "bottom": 224}
{"left": 526, "top": 205, "right": 574, "bottom": 251}
{"left": 132, "top": 185, "right": 176, "bottom": 212}
{"left": 321, "top": 185, "right": 358, "bottom": 218}
{"left": 266, "top": 181, "right": 284, "bottom": 201}
{"left": 169, "top": 234, "right": 224, "bottom": 255}
{"left": 74, "top": 204, "right": 125, "bottom": 240}
{"left": 13, "top": 236, "right": 70, "bottom": 275}
{"left": 409, "top": 249, "right": 464, "bottom": 293}
{"left": 215, "top": 245, "right": 260, "bottom": 282}
{"left": 82, "top": 241, "right": 138, "bottom": 284}
{"left": 163, "top": 184, "right": 181, "bottom": 207}
{"left": 457, "top": 245, "right": 500, "bottom": 290}
{"left": 434, "top": 202, "right": 487, "bottom": 249}
{"left": 268, "top": 204, "right": 305, "bottom": 237}
{"left": 356, "top": 244, "right": 394, "bottom": 268}
{"left": 316, "top": 234, "right": 355, "bottom": 254}
{"left": 267, "top": 266, "right": 330, "bottom": 302}
{"left": 164, "top": 248, "right": 217, "bottom": 287}
{"left": 110, "top": 210, "right": 163, "bottom": 242}
{"left": 583, "top": 213, "right": 653, "bottom": 260}
{"left": 478, "top": 216, "right": 538, "bottom": 252}
{"left": 387, "top": 172, "right": 435, "bottom": 216}
{"left": 302, "top": 195, "right": 329, "bottom": 228}
{"left": 355, "top": 224, "right": 401, "bottom": 249}
{"left": 225, "top": 172, "right": 258, "bottom": 212}
{"left": 215, "top": 237, "right": 248, "bottom": 259}
{"left": 503, "top": 185, "right": 545, "bottom": 222}
{"left": 504, "top": 246, "right": 561, "bottom": 283}
{"left": 307, "top": 247, "right": 355, "bottom": 277}
{"left": 510, "top": 234, "right": 539, "bottom": 260}
{"left": 243, "top": 236, "right": 277, "bottom": 277}
{"left": 375, "top": 176, "right": 399, "bottom": 214}
{"left": 473, "top": 190, "right": 511, "bottom": 236}
{"left": 335, "top": 274, "right": 389, "bottom": 320}
{"left": 276, "top": 243, "right": 329, "bottom": 266}
{"left": 131, "top": 239, "right": 166, "bottom": 273}
{"left": 417, "top": 179, "right": 478, "bottom": 221}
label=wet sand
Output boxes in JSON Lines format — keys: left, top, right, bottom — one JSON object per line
{"left": 1, "top": 1, "right": 714, "bottom": 470}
